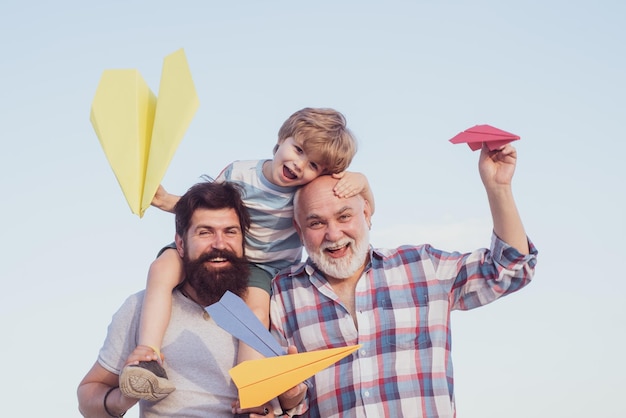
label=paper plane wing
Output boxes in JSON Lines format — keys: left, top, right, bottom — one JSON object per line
{"left": 449, "top": 124, "right": 520, "bottom": 151}
{"left": 142, "top": 49, "right": 199, "bottom": 213}
{"left": 230, "top": 344, "right": 361, "bottom": 408}
{"left": 90, "top": 48, "right": 198, "bottom": 217}
{"left": 205, "top": 291, "right": 286, "bottom": 358}
{"left": 90, "top": 70, "right": 157, "bottom": 216}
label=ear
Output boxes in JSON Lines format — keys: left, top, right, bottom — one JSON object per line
{"left": 293, "top": 218, "right": 303, "bottom": 242}
{"left": 174, "top": 234, "right": 185, "bottom": 258}
{"left": 363, "top": 199, "right": 373, "bottom": 229}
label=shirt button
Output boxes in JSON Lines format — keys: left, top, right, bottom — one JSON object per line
{"left": 364, "top": 391, "right": 370, "bottom": 397}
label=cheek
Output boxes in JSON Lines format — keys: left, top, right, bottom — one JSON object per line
{"left": 303, "top": 169, "right": 320, "bottom": 181}
{"left": 185, "top": 245, "right": 201, "bottom": 260}
{"left": 227, "top": 239, "right": 245, "bottom": 256}
{"left": 275, "top": 145, "right": 291, "bottom": 159}
{"left": 187, "top": 238, "right": 212, "bottom": 256}
{"left": 303, "top": 231, "right": 323, "bottom": 248}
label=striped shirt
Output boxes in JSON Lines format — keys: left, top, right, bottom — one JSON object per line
{"left": 217, "top": 160, "right": 303, "bottom": 275}
{"left": 270, "top": 234, "right": 538, "bottom": 418}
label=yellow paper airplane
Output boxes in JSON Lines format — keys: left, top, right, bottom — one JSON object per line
{"left": 90, "top": 48, "right": 199, "bottom": 217}
{"left": 230, "top": 344, "right": 361, "bottom": 408}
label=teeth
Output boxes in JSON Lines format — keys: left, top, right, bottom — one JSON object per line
{"left": 284, "top": 166, "right": 297, "bottom": 179}
{"left": 326, "top": 244, "right": 347, "bottom": 251}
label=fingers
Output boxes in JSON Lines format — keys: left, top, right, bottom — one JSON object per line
{"left": 125, "top": 345, "right": 161, "bottom": 365}
{"left": 334, "top": 187, "right": 358, "bottom": 198}
{"left": 333, "top": 181, "right": 359, "bottom": 198}
{"left": 333, "top": 171, "right": 366, "bottom": 198}
{"left": 491, "top": 145, "right": 517, "bottom": 164}
{"left": 484, "top": 143, "right": 516, "bottom": 155}
{"left": 481, "top": 143, "right": 517, "bottom": 165}
{"left": 231, "top": 400, "right": 272, "bottom": 416}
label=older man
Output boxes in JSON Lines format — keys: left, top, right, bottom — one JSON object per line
{"left": 78, "top": 181, "right": 303, "bottom": 418}
{"left": 270, "top": 144, "right": 538, "bottom": 417}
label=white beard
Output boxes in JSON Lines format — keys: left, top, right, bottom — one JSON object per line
{"left": 307, "top": 229, "right": 370, "bottom": 280}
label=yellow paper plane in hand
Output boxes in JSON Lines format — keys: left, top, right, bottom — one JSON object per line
{"left": 90, "top": 48, "right": 199, "bottom": 217}
{"left": 230, "top": 344, "right": 361, "bottom": 409}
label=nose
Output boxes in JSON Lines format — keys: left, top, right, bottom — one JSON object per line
{"left": 211, "top": 232, "right": 226, "bottom": 250}
{"left": 324, "top": 221, "right": 343, "bottom": 242}
{"left": 293, "top": 155, "right": 306, "bottom": 172}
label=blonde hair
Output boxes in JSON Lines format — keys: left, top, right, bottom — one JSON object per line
{"left": 275, "top": 108, "right": 357, "bottom": 174}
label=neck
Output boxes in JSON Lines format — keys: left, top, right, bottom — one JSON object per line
{"left": 179, "top": 283, "right": 204, "bottom": 306}
{"left": 261, "top": 160, "right": 277, "bottom": 185}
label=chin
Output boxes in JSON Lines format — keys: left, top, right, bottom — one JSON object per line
{"left": 308, "top": 232, "right": 370, "bottom": 280}
{"left": 310, "top": 249, "right": 365, "bottom": 280}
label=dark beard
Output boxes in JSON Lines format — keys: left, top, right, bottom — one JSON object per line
{"left": 183, "top": 249, "right": 250, "bottom": 306}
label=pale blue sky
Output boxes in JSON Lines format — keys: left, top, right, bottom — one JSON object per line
{"left": 1, "top": 1, "right": 624, "bottom": 417}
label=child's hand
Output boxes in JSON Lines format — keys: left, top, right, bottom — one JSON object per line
{"left": 151, "top": 185, "right": 169, "bottom": 209}
{"left": 125, "top": 345, "right": 162, "bottom": 366}
{"left": 332, "top": 171, "right": 366, "bottom": 198}
{"left": 151, "top": 184, "right": 180, "bottom": 213}
{"left": 332, "top": 171, "right": 376, "bottom": 214}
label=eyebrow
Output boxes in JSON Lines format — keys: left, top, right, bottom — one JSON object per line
{"left": 194, "top": 224, "right": 241, "bottom": 231}
{"left": 304, "top": 206, "right": 352, "bottom": 221}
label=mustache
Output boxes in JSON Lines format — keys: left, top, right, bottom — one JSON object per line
{"left": 320, "top": 238, "right": 354, "bottom": 251}
{"left": 195, "top": 249, "right": 241, "bottom": 264}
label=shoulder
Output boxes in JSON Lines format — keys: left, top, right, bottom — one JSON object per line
{"left": 272, "top": 261, "right": 308, "bottom": 287}
{"left": 373, "top": 244, "right": 432, "bottom": 259}
{"left": 110, "top": 290, "right": 145, "bottom": 323}
{"left": 227, "top": 160, "right": 263, "bottom": 170}
{"left": 220, "top": 160, "right": 265, "bottom": 181}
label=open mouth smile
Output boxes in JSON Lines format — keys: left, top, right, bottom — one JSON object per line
{"left": 283, "top": 165, "right": 297, "bottom": 180}
{"left": 324, "top": 243, "right": 350, "bottom": 258}
{"left": 205, "top": 257, "right": 230, "bottom": 267}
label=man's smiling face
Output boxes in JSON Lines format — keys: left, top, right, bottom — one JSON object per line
{"left": 176, "top": 207, "right": 249, "bottom": 306}
{"left": 294, "top": 176, "right": 372, "bottom": 282}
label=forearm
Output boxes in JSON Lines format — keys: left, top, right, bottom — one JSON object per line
{"left": 78, "top": 384, "right": 136, "bottom": 418}
{"left": 152, "top": 193, "right": 180, "bottom": 213}
{"left": 486, "top": 185, "right": 529, "bottom": 254}
{"left": 237, "top": 287, "right": 270, "bottom": 363}
{"left": 138, "top": 251, "right": 182, "bottom": 349}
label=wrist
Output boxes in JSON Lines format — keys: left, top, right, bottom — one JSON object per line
{"left": 103, "top": 387, "right": 127, "bottom": 417}
{"left": 278, "top": 383, "right": 307, "bottom": 416}
{"left": 485, "top": 181, "right": 512, "bottom": 194}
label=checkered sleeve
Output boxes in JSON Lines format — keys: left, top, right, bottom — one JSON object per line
{"left": 447, "top": 233, "right": 538, "bottom": 310}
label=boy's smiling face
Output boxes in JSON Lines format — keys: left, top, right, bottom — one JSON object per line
{"left": 265, "top": 137, "right": 325, "bottom": 187}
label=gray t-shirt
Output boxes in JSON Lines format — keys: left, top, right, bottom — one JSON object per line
{"left": 98, "top": 290, "right": 239, "bottom": 417}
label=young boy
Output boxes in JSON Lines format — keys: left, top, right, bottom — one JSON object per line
{"left": 119, "top": 108, "right": 375, "bottom": 403}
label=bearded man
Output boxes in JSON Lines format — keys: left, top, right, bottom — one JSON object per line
{"left": 270, "top": 144, "right": 538, "bottom": 418}
{"left": 78, "top": 181, "right": 303, "bottom": 418}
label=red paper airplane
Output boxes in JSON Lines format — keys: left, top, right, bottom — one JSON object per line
{"left": 449, "top": 124, "right": 520, "bottom": 151}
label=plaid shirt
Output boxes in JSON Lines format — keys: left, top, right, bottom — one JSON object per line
{"left": 270, "top": 233, "right": 538, "bottom": 418}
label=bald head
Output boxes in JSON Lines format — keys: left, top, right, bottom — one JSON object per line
{"left": 294, "top": 175, "right": 351, "bottom": 219}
